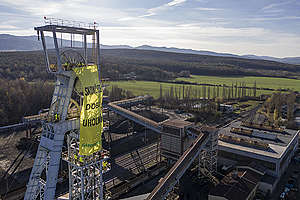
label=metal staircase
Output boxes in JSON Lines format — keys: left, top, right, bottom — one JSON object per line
{"left": 130, "top": 150, "right": 145, "bottom": 174}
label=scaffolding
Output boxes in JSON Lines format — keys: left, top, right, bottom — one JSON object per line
{"left": 63, "top": 130, "right": 109, "bottom": 199}
{"left": 199, "top": 127, "right": 218, "bottom": 178}
{"left": 24, "top": 19, "right": 105, "bottom": 200}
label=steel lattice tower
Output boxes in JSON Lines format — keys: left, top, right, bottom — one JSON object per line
{"left": 25, "top": 18, "right": 106, "bottom": 200}
{"left": 63, "top": 130, "right": 108, "bottom": 199}
{"left": 199, "top": 127, "right": 218, "bottom": 179}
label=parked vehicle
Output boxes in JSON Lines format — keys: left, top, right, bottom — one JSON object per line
{"left": 284, "top": 187, "right": 290, "bottom": 193}
{"left": 285, "top": 183, "right": 293, "bottom": 189}
{"left": 287, "top": 178, "right": 297, "bottom": 187}
{"left": 280, "top": 192, "right": 286, "bottom": 200}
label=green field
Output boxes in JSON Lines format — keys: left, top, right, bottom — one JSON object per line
{"left": 108, "top": 81, "right": 180, "bottom": 99}
{"left": 108, "top": 75, "right": 300, "bottom": 99}
{"left": 177, "top": 75, "right": 300, "bottom": 91}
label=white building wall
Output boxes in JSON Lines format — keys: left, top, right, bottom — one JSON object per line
{"left": 278, "top": 135, "right": 298, "bottom": 177}
{"left": 219, "top": 144, "right": 278, "bottom": 176}
{"left": 219, "top": 130, "right": 299, "bottom": 178}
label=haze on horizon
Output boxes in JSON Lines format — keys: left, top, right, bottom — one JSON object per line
{"left": 0, "top": 0, "right": 300, "bottom": 58}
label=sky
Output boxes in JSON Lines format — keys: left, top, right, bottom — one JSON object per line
{"left": 0, "top": 0, "right": 300, "bottom": 58}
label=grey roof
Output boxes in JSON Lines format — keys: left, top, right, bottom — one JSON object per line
{"left": 210, "top": 169, "right": 261, "bottom": 200}
{"left": 220, "top": 121, "right": 298, "bottom": 148}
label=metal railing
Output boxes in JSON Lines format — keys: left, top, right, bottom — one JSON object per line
{"left": 43, "top": 17, "right": 98, "bottom": 29}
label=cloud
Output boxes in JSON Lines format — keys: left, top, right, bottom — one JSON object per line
{"left": 0, "top": 0, "right": 300, "bottom": 57}
{"left": 195, "top": 7, "right": 223, "bottom": 11}
{"left": 167, "top": 0, "right": 186, "bottom": 7}
{"left": 0, "top": 24, "right": 18, "bottom": 29}
{"left": 139, "top": 13, "right": 156, "bottom": 18}
{"left": 262, "top": 0, "right": 295, "bottom": 10}
{"left": 262, "top": 9, "right": 284, "bottom": 13}
{"left": 249, "top": 16, "right": 300, "bottom": 21}
{"left": 117, "top": 17, "right": 137, "bottom": 22}
{"left": 0, "top": 0, "right": 63, "bottom": 16}
{"left": 140, "top": 0, "right": 187, "bottom": 18}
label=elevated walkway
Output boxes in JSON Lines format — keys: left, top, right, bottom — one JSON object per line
{"left": 107, "top": 96, "right": 161, "bottom": 133}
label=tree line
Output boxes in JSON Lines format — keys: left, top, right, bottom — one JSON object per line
{"left": 159, "top": 81, "right": 259, "bottom": 108}
{"left": 0, "top": 78, "right": 53, "bottom": 126}
{"left": 2, "top": 49, "right": 300, "bottom": 84}
{"left": 262, "top": 92, "right": 297, "bottom": 128}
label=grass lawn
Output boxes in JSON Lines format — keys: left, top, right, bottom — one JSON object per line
{"left": 176, "top": 75, "right": 300, "bottom": 92}
{"left": 107, "top": 75, "right": 300, "bottom": 99}
{"left": 108, "top": 80, "right": 181, "bottom": 99}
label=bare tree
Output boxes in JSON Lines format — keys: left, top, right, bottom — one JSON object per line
{"left": 235, "top": 82, "right": 238, "bottom": 99}
{"left": 202, "top": 85, "right": 206, "bottom": 99}
{"left": 253, "top": 81, "right": 257, "bottom": 97}
{"left": 287, "top": 92, "right": 296, "bottom": 121}
{"left": 222, "top": 84, "right": 226, "bottom": 100}
{"left": 231, "top": 83, "right": 234, "bottom": 99}
{"left": 213, "top": 85, "right": 216, "bottom": 99}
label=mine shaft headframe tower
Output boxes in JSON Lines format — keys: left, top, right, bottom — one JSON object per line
{"left": 34, "top": 20, "right": 101, "bottom": 74}
{"left": 25, "top": 19, "right": 104, "bottom": 200}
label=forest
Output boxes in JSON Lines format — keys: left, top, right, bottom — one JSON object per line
{"left": 1, "top": 48, "right": 300, "bottom": 82}
{"left": 0, "top": 48, "right": 300, "bottom": 125}
{"left": 0, "top": 79, "right": 53, "bottom": 126}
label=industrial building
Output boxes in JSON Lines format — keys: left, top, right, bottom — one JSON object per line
{"left": 160, "top": 119, "right": 194, "bottom": 161}
{"left": 209, "top": 167, "right": 261, "bottom": 200}
{"left": 218, "top": 120, "right": 299, "bottom": 193}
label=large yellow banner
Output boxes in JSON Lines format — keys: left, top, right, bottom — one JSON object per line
{"left": 73, "top": 65, "right": 103, "bottom": 156}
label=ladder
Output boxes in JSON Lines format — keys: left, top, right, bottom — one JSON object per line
{"left": 25, "top": 73, "right": 76, "bottom": 200}
{"left": 130, "top": 150, "right": 145, "bottom": 174}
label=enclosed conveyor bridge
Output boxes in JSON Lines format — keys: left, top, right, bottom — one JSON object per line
{"left": 146, "top": 129, "right": 210, "bottom": 200}
{"left": 107, "top": 96, "right": 161, "bottom": 133}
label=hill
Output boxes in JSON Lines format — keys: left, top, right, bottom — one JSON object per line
{"left": 136, "top": 46, "right": 300, "bottom": 65}
{"left": 0, "top": 34, "right": 132, "bottom": 51}
{"left": 1, "top": 34, "right": 300, "bottom": 65}
{"left": 242, "top": 54, "right": 300, "bottom": 65}
{"left": 0, "top": 48, "right": 300, "bottom": 82}
{"left": 102, "top": 49, "right": 300, "bottom": 78}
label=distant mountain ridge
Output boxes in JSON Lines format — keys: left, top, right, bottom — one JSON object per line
{"left": 0, "top": 34, "right": 131, "bottom": 51}
{"left": 0, "top": 34, "right": 299, "bottom": 64}
{"left": 135, "top": 45, "right": 238, "bottom": 57}
{"left": 242, "top": 54, "right": 300, "bottom": 65}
